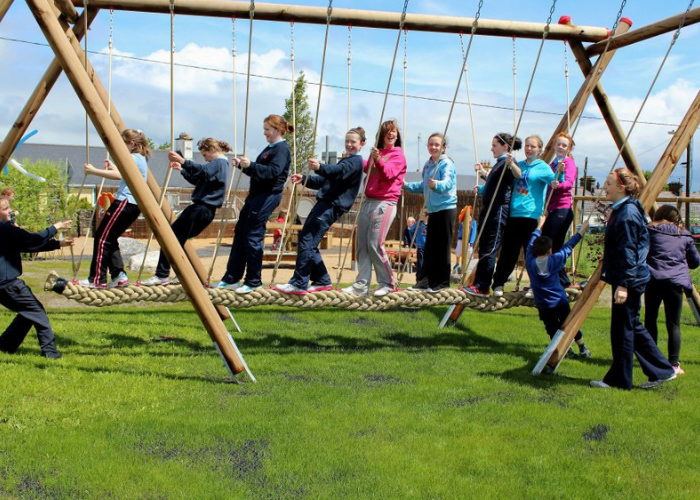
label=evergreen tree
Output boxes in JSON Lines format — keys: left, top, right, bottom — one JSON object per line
{"left": 283, "top": 71, "right": 315, "bottom": 172}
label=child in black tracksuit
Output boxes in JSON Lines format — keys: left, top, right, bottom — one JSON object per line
{"left": 219, "top": 114, "right": 293, "bottom": 293}
{"left": 275, "top": 127, "right": 366, "bottom": 294}
{"left": 141, "top": 138, "right": 231, "bottom": 286}
{"left": 0, "top": 196, "right": 73, "bottom": 358}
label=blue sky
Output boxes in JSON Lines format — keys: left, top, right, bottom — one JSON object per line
{"left": 1, "top": 0, "right": 699, "bottom": 187}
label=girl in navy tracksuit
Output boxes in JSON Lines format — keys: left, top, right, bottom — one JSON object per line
{"left": 592, "top": 168, "right": 676, "bottom": 390}
{"left": 219, "top": 114, "right": 293, "bottom": 293}
{"left": 465, "top": 133, "right": 522, "bottom": 296}
{"left": 644, "top": 205, "right": 700, "bottom": 374}
{"left": 275, "top": 127, "right": 366, "bottom": 295}
{"left": 404, "top": 133, "right": 458, "bottom": 292}
{"left": 81, "top": 128, "right": 150, "bottom": 288}
{"left": 141, "top": 138, "right": 231, "bottom": 285}
{"left": 0, "top": 197, "right": 73, "bottom": 358}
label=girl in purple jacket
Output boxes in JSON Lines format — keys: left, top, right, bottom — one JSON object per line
{"left": 542, "top": 132, "right": 577, "bottom": 287}
{"left": 645, "top": 205, "right": 700, "bottom": 375}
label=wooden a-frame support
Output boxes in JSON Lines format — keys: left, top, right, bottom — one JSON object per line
{"left": 18, "top": 0, "right": 248, "bottom": 380}
{"left": 534, "top": 90, "right": 700, "bottom": 374}
{"left": 440, "top": 17, "right": 632, "bottom": 328}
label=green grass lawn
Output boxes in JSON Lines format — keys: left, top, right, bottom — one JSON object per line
{"left": 1, "top": 260, "right": 700, "bottom": 499}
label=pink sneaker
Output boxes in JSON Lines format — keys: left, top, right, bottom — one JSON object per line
{"left": 308, "top": 284, "right": 333, "bottom": 293}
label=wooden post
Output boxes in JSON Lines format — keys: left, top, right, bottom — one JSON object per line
{"left": 67, "top": 0, "right": 610, "bottom": 42}
{"left": 587, "top": 7, "right": 700, "bottom": 56}
{"left": 0, "top": 8, "right": 99, "bottom": 168}
{"left": 54, "top": 0, "right": 78, "bottom": 22}
{"left": 0, "top": 0, "right": 14, "bottom": 24}
{"left": 0, "top": 8, "right": 234, "bottom": 323}
{"left": 26, "top": 0, "right": 247, "bottom": 376}
{"left": 541, "top": 19, "right": 632, "bottom": 163}
{"left": 567, "top": 39, "right": 647, "bottom": 186}
{"left": 536, "top": 89, "right": 700, "bottom": 373}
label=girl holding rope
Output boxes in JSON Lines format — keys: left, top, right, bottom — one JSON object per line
{"left": 590, "top": 168, "right": 676, "bottom": 390}
{"left": 644, "top": 205, "right": 699, "bottom": 376}
{"left": 403, "top": 133, "right": 457, "bottom": 292}
{"left": 344, "top": 119, "right": 407, "bottom": 297}
{"left": 542, "top": 132, "right": 577, "bottom": 287}
{"left": 465, "top": 133, "right": 522, "bottom": 297}
{"left": 491, "top": 134, "right": 556, "bottom": 297}
{"left": 217, "top": 114, "right": 293, "bottom": 294}
{"left": 141, "top": 138, "right": 230, "bottom": 286}
{"left": 80, "top": 129, "right": 150, "bottom": 289}
{"left": 276, "top": 127, "right": 366, "bottom": 295}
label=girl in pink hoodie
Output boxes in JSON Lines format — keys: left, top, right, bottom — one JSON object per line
{"left": 344, "top": 120, "right": 407, "bottom": 297}
{"left": 542, "top": 132, "right": 577, "bottom": 287}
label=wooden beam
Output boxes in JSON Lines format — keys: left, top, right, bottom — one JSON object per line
{"left": 0, "top": 8, "right": 99, "bottom": 168}
{"left": 0, "top": 7, "right": 233, "bottom": 325}
{"left": 587, "top": 7, "right": 700, "bottom": 57}
{"left": 0, "top": 0, "right": 14, "bottom": 25}
{"left": 541, "top": 19, "right": 631, "bottom": 163}
{"left": 567, "top": 39, "right": 647, "bottom": 186}
{"left": 69, "top": 0, "right": 610, "bottom": 42}
{"left": 54, "top": 0, "right": 78, "bottom": 23}
{"left": 541, "top": 89, "right": 700, "bottom": 372}
{"left": 26, "top": 0, "right": 247, "bottom": 377}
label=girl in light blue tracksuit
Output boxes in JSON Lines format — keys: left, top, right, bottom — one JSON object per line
{"left": 403, "top": 133, "right": 457, "bottom": 291}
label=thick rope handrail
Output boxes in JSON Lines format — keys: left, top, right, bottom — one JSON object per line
{"left": 570, "top": 0, "right": 627, "bottom": 139}
{"left": 46, "top": 271, "right": 582, "bottom": 311}
{"left": 301, "top": 0, "right": 333, "bottom": 193}
{"left": 397, "top": 1, "right": 484, "bottom": 286}
{"left": 460, "top": 0, "right": 558, "bottom": 289}
{"left": 69, "top": 0, "right": 92, "bottom": 276}
{"left": 71, "top": 6, "right": 114, "bottom": 281}
{"left": 206, "top": 17, "right": 239, "bottom": 284}
{"left": 242, "top": 0, "right": 254, "bottom": 157}
{"left": 136, "top": 0, "right": 177, "bottom": 282}
{"left": 334, "top": 0, "right": 411, "bottom": 288}
{"left": 582, "top": 0, "right": 694, "bottom": 225}
{"left": 268, "top": 20, "right": 300, "bottom": 287}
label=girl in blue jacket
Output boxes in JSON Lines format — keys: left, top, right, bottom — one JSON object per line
{"left": 404, "top": 133, "right": 457, "bottom": 292}
{"left": 276, "top": 127, "right": 366, "bottom": 295}
{"left": 492, "top": 134, "right": 556, "bottom": 296}
{"left": 644, "top": 205, "right": 700, "bottom": 375}
{"left": 591, "top": 168, "right": 676, "bottom": 390}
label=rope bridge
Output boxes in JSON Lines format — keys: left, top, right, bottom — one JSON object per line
{"left": 45, "top": 271, "right": 582, "bottom": 311}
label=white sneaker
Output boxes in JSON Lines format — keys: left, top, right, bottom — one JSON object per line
{"left": 215, "top": 280, "right": 239, "bottom": 289}
{"left": 589, "top": 380, "right": 611, "bottom": 389}
{"left": 342, "top": 285, "right": 367, "bottom": 297}
{"left": 141, "top": 276, "right": 170, "bottom": 286}
{"left": 235, "top": 284, "right": 261, "bottom": 294}
{"left": 170, "top": 276, "right": 180, "bottom": 285}
{"left": 275, "top": 283, "right": 307, "bottom": 295}
{"left": 640, "top": 372, "right": 677, "bottom": 389}
{"left": 108, "top": 272, "right": 129, "bottom": 288}
{"left": 78, "top": 278, "right": 94, "bottom": 289}
{"left": 493, "top": 286, "right": 504, "bottom": 297}
{"left": 525, "top": 289, "right": 534, "bottom": 299}
{"left": 673, "top": 364, "right": 685, "bottom": 375}
{"left": 374, "top": 286, "right": 393, "bottom": 297}
{"left": 308, "top": 284, "right": 333, "bottom": 293}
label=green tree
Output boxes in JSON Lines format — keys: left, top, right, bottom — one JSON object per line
{"left": 283, "top": 71, "right": 316, "bottom": 172}
{"left": 158, "top": 142, "right": 171, "bottom": 151}
{"left": 1, "top": 158, "right": 72, "bottom": 232}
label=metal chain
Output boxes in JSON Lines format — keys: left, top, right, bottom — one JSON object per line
{"left": 611, "top": 0, "right": 627, "bottom": 35}
{"left": 290, "top": 20, "right": 295, "bottom": 62}
{"left": 326, "top": 0, "right": 333, "bottom": 21}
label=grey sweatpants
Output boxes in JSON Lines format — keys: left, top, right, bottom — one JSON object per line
{"left": 350, "top": 198, "right": 397, "bottom": 293}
